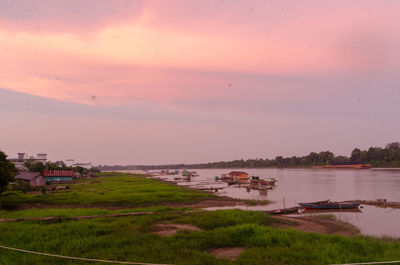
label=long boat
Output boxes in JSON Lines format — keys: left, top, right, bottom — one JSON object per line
{"left": 298, "top": 201, "right": 360, "bottom": 210}
{"left": 313, "top": 164, "right": 371, "bottom": 169}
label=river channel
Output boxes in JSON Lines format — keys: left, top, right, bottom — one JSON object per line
{"left": 155, "top": 168, "right": 400, "bottom": 238}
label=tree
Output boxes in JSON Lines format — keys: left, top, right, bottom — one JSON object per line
{"left": 27, "top": 162, "right": 45, "bottom": 172}
{"left": 350, "top": 148, "right": 362, "bottom": 163}
{"left": 73, "top": 166, "right": 86, "bottom": 175}
{"left": 0, "top": 150, "right": 16, "bottom": 193}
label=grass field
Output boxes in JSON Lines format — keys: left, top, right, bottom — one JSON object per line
{"left": 0, "top": 173, "right": 214, "bottom": 209}
{"left": 1, "top": 173, "right": 400, "bottom": 265}
{"left": 1, "top": 210, "right": 400, "bottom": 265}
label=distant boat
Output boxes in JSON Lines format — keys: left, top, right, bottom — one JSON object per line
{"left": 313, "top": 164, "right": 371, "bottom": 169}
{"left": 250, "top": 176, "right": 277, "bottom": 189}
{"left": 298, "top": 201, "right": 360, "bottom": 210}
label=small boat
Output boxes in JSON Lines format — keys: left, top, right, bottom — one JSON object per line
{"left": 301, "top": 208, "right": 362, "bottom": 214}
{"left": 249, "top": 176, "right": 277, "bottom": 189}
{"left": 227, "top": 180, "right": 238, "bottom": 186}
{"left": 265, "top": 206, "right": 301, "bottom": 215}
{"left": 262, "top": 177, "right": 277, "bottom": 185}
{"left": 298, "top": 201, "right": 360, "bottom": 210}
{"left": 220, "top": 174, "right": 232, "bottom": 181}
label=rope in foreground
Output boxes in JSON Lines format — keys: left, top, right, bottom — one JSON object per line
{"left": 0, "top": 245, "right": 174, "bottom": 265}
{"left": 331, "top": 261, "right": 400, "bottom": 265}
{"left": 2, "top": 244, "right": 400, "bottom": 265}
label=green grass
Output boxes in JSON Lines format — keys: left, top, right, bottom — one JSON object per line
{"left": 0, "top": 206, "right": 190, "bottom": 219}
{"left": 0, "top": 210, "right": 400, "bottom": 265}
{"left": 1, "top": 172, "right": 400, "bottom": 264}
{"left": 314, "top": 214, "right": 336, "bottom": 220}
{"left": 0, "top": 173, "right": 214, "bottom": 209}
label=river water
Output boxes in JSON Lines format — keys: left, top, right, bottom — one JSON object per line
{"left": 153, "top": 168, "right": 400, "bottom": 238}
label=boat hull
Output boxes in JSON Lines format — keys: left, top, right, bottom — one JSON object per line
{"left": 298, "top": 202, "right": 360, "bottom": 209}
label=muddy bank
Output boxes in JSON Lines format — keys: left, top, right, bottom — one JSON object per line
{"left": 273, "top": 215, "right": 360, "bottom": 236}
{"left": 210, "top": 247, "right": 245, "bottom": 261}
{"left": 153, "top": 223, "right": 202, "bottom": 236}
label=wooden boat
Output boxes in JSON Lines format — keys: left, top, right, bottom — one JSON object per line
{"left": 250, "top": 176, "right": 277, "bottom": 189}
{"left": 262, "top": 177, "right": 277, "bottom": 185}
{"left": 298, "top": 201, "right": 360, "bottom": 210}
{"left": 265, "top": 206, "right": 301, "bottom": 215}
{"left": 227, "top": 180, "right": 238, "bottom": 186}
{"left": 219, "top": 174, "right": 232, "bottom": 181}
{"left": 314, "top": 164, "right": 371, "bottom": 169}
{"left": 301, "top": 207, "right": 362, "bottom": 214}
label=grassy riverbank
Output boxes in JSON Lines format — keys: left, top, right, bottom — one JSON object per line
{"left": 1, "top": 210, "right": 400, "bottom": 265}
{"left": 0, "top": 172, "right": 399, "bottom": 265}
{"left": 0, "top": 173, "right": 214, "bottom": 209}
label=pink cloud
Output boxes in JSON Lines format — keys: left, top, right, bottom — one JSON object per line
{"left": 1, "top": 0, "right": 400, "bottom": 110}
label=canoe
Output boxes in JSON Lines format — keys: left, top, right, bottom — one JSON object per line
{"left": 298, "top": 201, "right": 360, "bottom": 210}
{"left": 265, "top": 206, "right": 301, "bottom": 215}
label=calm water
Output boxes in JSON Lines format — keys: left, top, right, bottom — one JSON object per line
{"left": 152, "top": 168, "right": 400, "bottom": 238}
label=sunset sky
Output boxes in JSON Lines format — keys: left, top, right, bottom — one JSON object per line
{"left": 1, "top": 0, "right": 400, "bottom": 165}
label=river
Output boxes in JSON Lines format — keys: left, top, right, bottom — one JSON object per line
{"left": 154, "top": 168, "right": 400, "bottom": 238}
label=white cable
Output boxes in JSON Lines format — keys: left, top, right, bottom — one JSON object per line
{"left": 0, "top": 245, "right": 173, "bottom": 265}
{"left": 331, "top": 261, "right": 400, "bottom": 265}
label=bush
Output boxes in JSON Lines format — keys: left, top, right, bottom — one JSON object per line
{"left": 0, "top": 191, "right": 24, "bottom": 210}
{"left": 14, "top": 180, "right": 33, "bottom": 193}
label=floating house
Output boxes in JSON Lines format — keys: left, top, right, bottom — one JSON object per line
{"left": 43, "top": 170, "right": 74, "bottom": 182}
{"left": 228, "top": 171, "right": 249, "bottom": 183}
{"left": 15, "top": 172, "right": 45, "bottom": 187}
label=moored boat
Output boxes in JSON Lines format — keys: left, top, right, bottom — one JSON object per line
{"left": 313, "top": 164, "right": 371, "bottom": 169}
{"left": 298, "top": 201, "right": 360, "bottom": 210}
{"left": 250, "top": 176, "right": 277, "bottom": 189}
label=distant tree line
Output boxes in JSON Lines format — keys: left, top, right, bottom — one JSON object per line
{"left": 0, "top": 151, "right": 17, "bottom": 193}
{"left": 23, "top": 160, "right": 100, "bottom": 175}
{"left": 96, "top": 142, "right": 400, "bottom": 171}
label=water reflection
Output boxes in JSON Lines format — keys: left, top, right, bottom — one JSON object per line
{"left": 143, "top": 168, "right": 400, "bottom": 237}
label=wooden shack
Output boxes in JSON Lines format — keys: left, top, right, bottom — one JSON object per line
{"left": 15, "top": 172, "right": 45, "bottom": 187}
{"left": 228, "top": 171, "right": 249, "bottom": 183}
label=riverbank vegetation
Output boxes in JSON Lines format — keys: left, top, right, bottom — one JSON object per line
{"left": 1, "top": 209, "right": 400, "bottom": 265}
{"left": 1, "top": 172, "right": 400, "bottom": 265}
{"left": 98, "top": 142, "right": 400, "bottom": 170}
{"left": 0, "top": 173, "right": 214, "bottom": 210}
{"left": 0, "top": 151, "right": 17, "bottom": 193}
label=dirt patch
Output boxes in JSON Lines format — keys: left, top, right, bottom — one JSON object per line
{"left": 153, "top": 223, "right": 202, "bottom": 236}
{"left": 273, "top": 215, "right": 360, "bottom": 236}
{"left": 210, "top": 247, "right": 245, "bottom": 261}
{"left": 187, "top": 199, "right": 247, "bottom": 209}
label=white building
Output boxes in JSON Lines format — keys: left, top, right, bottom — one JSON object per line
{"left": 65, "top": 159, "right": 75, "bottom": 167}
{"left": 9, "top": 152, "right": 47, "bottom": 165}
{"left": 73, "top": 162, "right": 92, "bottom": 169}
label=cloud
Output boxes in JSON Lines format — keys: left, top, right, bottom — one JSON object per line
{"left": 0, "top": 0, "right": 145, "bottom": 33}
{"left": 1, "top": 1, "right": 400, "bottom": 112}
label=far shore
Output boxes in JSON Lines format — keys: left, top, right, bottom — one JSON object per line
{"left": 114, "top": 166, "right": 400, "bottom": 171}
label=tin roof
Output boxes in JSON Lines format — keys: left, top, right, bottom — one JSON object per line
{"left": 228, "top": 171, "right": 248, "bottom": 176}
{"left": 15, "top": 172, "right": 42, "bottom": 181}
{"left": 43, "top": 170, "right": 75, "bottom": 177}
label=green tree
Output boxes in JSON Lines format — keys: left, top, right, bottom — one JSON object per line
{"left": 73, "top": 166, "right": 86, "bottom": 175}
{"left": 27, "top": 162, "right": 45, "bottom": 172}
{"left": 0, "top": 150, "right": 16, "bottom": 193}
{"left": 350, "top": 148, "right": 362, "bottom": 163}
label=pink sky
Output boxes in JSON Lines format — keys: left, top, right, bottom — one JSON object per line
{"left": 1, "top": 0, "right": 400, "bottom": 164}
